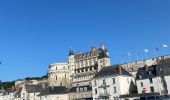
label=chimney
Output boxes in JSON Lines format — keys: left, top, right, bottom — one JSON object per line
{"left": 156, "top": 58, "right": 160, "bottom": 64}
{"left": 144, "top": 65, "right": 148, "bottom": 71}
{"left": 118, "top": 64, "right": 122, "bottom": 75}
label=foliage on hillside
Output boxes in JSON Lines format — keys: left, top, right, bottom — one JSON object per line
{"left": 0, "top": 75, "right": 47, "bottom": 91}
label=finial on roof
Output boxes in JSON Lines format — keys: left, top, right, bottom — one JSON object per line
{"left": 100, "top": 43, "right": 106, "bottom": 50}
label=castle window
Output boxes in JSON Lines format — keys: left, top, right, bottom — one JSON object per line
{"left": 94, "top": 80, "right": 97, "bottom": 86}
{"left": 103, "top": 79, "right": 106, "bottom": 85}
{"left": 84, "top": 87, "right": 87, "bottom": 91}
{"left": 90, "top": 67, "right": 92, "bottom": 70}
{"left": 95, "top": 89, "right": 97, "bottom": 94}
{"left": 80, "top": 88, "right": 83, "bottom": 92}
{"left": 56, "top": 75, "right": 57, "bottom": 80}
{"left": 112, "top": 78, "right": 115, "bottom": 84}
{"left": 113, "top": 87, "right": 117, "bottom": 93}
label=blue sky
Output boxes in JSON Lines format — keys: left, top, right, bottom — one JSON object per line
{"left": 0, "top": 0, "right": 170, "bottom": 81}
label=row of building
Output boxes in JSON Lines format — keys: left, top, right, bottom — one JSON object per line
{"left": 0, "top": 44, "right": 170, "bottom": 100}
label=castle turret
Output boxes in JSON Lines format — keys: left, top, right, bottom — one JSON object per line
{"left": 97, "top": 44, "right": 110, "bottom": 71}
{"left": 68, "top": 48, "right": 75, "bottom": 86}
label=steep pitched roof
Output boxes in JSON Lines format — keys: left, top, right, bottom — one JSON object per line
{"left": 98, "top": 49, "right": 109, "bottom": 59}
{"left": 136, "top": 65, "right": 157, "bottom": 80}
{"left": 136, "top": 58, "right": 170, "bottom": 80}
{"left": 25, "top": 85, "right": 44, "bottom": 93}
{"left": 93, "top": 65, "right": 132, "bottom": 79}
{"left": 38, "top": 86, "right": 67, "bottom": 96}
{"left": 156, "top": 58, "right": 170, "bottom": 76}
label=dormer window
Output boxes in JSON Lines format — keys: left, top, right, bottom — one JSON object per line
{"left": 139, "top": 75, "right": 142, "bottom": 79}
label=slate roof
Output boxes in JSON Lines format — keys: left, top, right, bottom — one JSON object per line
{"left": 156, "top": 58, "right": 170, "bottom": 76}
{"left": 136, "top": 58, "right": 170, "bottom": 80}
{"left": 38, "top": 86, "right": 67, "bottom": 96}
{"left": 93, "top": 65, "right": 132, "bottom": 79}
{"left": 14, "top": 88, "right": 22, "bottom": 98}
{"left": 25, "top": 85, "right": 44, "bottom": 93}
{"left": 136, "top": 65, "right": 157, "bottom": 80}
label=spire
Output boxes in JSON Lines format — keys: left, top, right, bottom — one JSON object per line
{"left": 69, "top": 48, "right": 74, "bottom": 56}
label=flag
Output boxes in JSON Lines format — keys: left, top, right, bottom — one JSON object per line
{"left": 154, "top": 47, "right": 159, "bottom": 51}
{"left": 128, "top": 53, "right": 131, "bottom": 56}
{"left": 144, "top": 49, "right": 148, "bottom": 53}
{"left": 163, "top": 44, "right": 168, "bottom": 48}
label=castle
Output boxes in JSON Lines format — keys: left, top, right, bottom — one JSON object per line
{"left": 48, "top": 44, "right": 110, "bottom": 99}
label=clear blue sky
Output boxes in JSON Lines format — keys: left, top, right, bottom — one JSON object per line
{"left": 0, "top": 0, "right": 170, "bottom": 82}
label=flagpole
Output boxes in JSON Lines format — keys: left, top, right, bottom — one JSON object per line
{"left": 163, "top": 44, "right": 168, "bottom": 55}
{"left": 128, "top": 53, "right": 131, "bottom": 63}
{"left": 136, "top": 52, "right": 139, "bottom": 61}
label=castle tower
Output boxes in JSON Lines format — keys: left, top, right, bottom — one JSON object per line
{"left": 68, "top": 48, "right": 75, "bottom": 86}
{"left": 97, "top": 44, "right": 110, "bottom": 71}
{"left": 48, "top": 62, "right": 69, "bottom": 87}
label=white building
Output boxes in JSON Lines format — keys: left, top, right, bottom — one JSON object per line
{"left": 69, "top": 45, "right": 110, "bottom": 100}
{"left": 92, "top": 65, "right": 136, "bottom": 100}
{"left": 38, "top": 86, "right": 68, "bottom": 100}
{"left": 122, "top": 54, "right": 170, "bottom": 77}
{"left": 48, "top": 62, "right": 70, "bottom": 87}
{"left": 20, "top": 84, "right": 44, "bottom": 100}
{"left": 136, "top": 58, "right": 170, "bottom": 96}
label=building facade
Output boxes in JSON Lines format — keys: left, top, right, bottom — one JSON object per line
{"left": 92, "top": 65, "right": 136, "bottom": 100}
{"left": 69, "top": 45, "right": 110, "bottom": 100}
{"left": 48, "top": 62, "right": 70, "bottom": 87}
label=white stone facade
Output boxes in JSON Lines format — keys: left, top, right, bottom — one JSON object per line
{"left": 92, "top": 75, "right": 135, "bottom": 100}
{"left": 48, "top": 62, "right": 70, "bottom": 87}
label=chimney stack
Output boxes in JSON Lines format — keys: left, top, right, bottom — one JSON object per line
{"left": 156, "top": 58, "right": 160, "bottom": 64}
{"left": 144, "top": 65, "right": 148, "bottom": 71}
{"left": 118, "top": 64, "right": 122, "bottom": 75}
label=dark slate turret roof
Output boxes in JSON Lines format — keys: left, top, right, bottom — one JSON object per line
{"left": 68, "top": 48, "right": 74, "bottom": 56}
{"left": 98, "top": 49, "right": 109, "bottom": 59}
{"left": 25, "top": 85, "right": 44, "bottom": 93}
{"left": 38, "top": 86, "right": 67, "bottom": 96}
{"left": 93, "top": 65, "right": 132, "bottom": 79}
